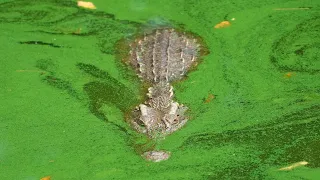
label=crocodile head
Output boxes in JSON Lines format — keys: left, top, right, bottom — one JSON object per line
{"left": 131, "top": 83, "right": 188, "bottom": 138}
{"left": 132, "top": 101, "right": 188, "bottom": 138}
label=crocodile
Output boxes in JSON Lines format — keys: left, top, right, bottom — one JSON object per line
{"left": 128, "top": 28, "right": 201, "bottom": 139}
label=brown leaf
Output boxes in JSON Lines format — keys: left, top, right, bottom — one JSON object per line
{"left": 214, "top": 21, "right": 231, "bottom": 29}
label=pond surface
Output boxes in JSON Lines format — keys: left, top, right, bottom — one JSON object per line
{"left": 0, "top": 0, "right": 319, "bottom": 179}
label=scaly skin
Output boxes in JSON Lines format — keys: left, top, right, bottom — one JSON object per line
{"left": 129, "top": 28, "right": 199, "bottom": 139}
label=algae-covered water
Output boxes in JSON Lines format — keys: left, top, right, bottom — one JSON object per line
{"left": 0, "top": 0, "right": 319, "bottom": 179}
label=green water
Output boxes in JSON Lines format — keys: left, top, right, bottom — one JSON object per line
{"left": 0, "top": 0, "right": 319, "bottom": 179}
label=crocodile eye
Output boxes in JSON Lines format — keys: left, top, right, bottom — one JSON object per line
{"left": 136, "top": 119, "right": 145, "bottom": 127}
{"left": 172, "top": 117, "right": 179, "bottom": 124}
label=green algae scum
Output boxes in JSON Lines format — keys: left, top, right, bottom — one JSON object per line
{"left": 0, "top": 0, "right": 319, "bottom": 179}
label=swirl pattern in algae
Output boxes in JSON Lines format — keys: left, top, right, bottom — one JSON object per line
{"left": 0, "top": 0, "right": 319, "bottom": 179}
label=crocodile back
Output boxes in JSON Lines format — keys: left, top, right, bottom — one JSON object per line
{"left": 129, "top": 29, "right": 200, "bottom": 83}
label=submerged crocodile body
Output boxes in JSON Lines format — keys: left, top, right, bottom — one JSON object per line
{"left": 128, "top": 28, "right": 201, "bottom": 139}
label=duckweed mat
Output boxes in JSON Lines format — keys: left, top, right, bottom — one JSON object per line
{"left": 0, "top": 0, "right": 319, "bottom": 179}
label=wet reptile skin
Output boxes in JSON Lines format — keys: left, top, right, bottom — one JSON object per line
{"left": 128, "top": 28, "right": 200, "bottom": 138}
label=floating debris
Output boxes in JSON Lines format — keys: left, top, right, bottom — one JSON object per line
{"left": 77, "top": 1, "right": 96, "bottom": 9}
{"left": 284, "top": 72, "right": 296, "bottom": 78}
{"left": 40, "top": 176, "right": 51, "bottom": 180}
{"left": 278, "top": 161, "right": 309, "bottom": 171}
{"left": 204, "top": 94, "right": 215, "bottom": 103}
{"left": 214, "top": 21, "right": 231, "bottom": 29}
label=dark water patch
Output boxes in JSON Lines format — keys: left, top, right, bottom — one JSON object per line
{"left": 83, "top": 81, "right": 137, "bottom": 135}
{"left": 83, "top": 80, "right": 138, "bottom": 113}
{"left": 248, "top": 105, "right": 320, "bottom": 128}
{"left": 77, "top": 63, "right": 115, "bottom": 80}
{"left": 207, "top": 163, "right": 265, "bottom": 180}
{"left": 19, "top": 41, "right": 62, "bottom": 48}
{"left": 294, "top": 46, "right": 305, "bottom": 56}
{"left": 279, "top": 139, "right": 320, "bottom": 168}
{"left": 270, "top": 16, "right": 320, "bottom": 74}
{"left": 182, "top": 106, "right": 319, "bottom": 147}
{"left": 26, "top": 29, "right": 94, "bottom": 37}
{"left": 181, "top": 105, "right": 320, "bottom": 167}
{"left": 77, "top": 63, "right": 140, "bottom": 111}
{"left": 36, "top": 58, "right": 58, "bottom": 73}
{"left": 42, "top": 75, "right": 81, "bottom": 100}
